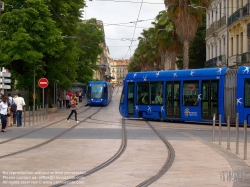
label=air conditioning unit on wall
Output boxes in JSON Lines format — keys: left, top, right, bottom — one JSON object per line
{"left": 0, "top": 1, "right": 4, "bottom": 12}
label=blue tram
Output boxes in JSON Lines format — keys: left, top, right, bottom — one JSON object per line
{"left": 86, "top": 81, "right": 113, "bottom": 106}
{"left": 119, "top": 67, "right": 250, "bottom": 125}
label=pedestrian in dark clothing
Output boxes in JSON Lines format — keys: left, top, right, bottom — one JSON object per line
{"left": 66, "top": 98, "right": 78, "bottom": 123}
{"left": 0, "top": 95, "right": 10, "bottom": 132}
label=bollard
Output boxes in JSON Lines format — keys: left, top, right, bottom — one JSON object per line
{"left": 46, "top": 104, "right": 48, "bottom": 120}
{"left": 244, "top": 120, "right": 247, "bottom": 160}
{"left": 28, "top": 106, "right": 30, "bottom": 126}
{"left": 212, "top": 113, "right": 215, "bottom": 142}
{"left": 39, "top": 106, "right": 41, "bottom": 122}
{"left": 23, "top": 107, "right": 26, "bottom": 127}
{"left": 227, "top": 116, "right": 231, "bottom": 150}
{"left": 33, "top": 106, "right": 35, "bottom": 125}
{"left": 43, "top": 107, "right": 45, "bottom": 121}
{"left": 36, "top": 106, "right": 38, "bottom": 123}
{"left": 236, "top": 113, "right": 239, "bottom": 154}
{"left": 219, "top": 115, "right": 222, "bottom": 145}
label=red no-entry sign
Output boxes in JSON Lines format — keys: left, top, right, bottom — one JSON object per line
{"left": 38, "top": 78, "right": 49, "bottom": 88}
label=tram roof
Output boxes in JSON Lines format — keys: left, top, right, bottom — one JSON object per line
{"left": 125, "top": 67, "right": 228, "bottom": 80}
{"left": 88, "top": 81, "right": 110, "bottom": 85}
{"left": 237, "top": 66, "right": 250, "bottom": 75}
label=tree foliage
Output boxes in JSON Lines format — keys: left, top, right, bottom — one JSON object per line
{"left": 0, "top": 0, "right": 105, "bottom": 105}
{"left": 76, "top": 19, "right": 104, "bottom": 83}
{"left": 164, "top": 0, "right": 210, "bottom": 69}
{"left": 176, "top": 13, "right": 206, "bottom": 69}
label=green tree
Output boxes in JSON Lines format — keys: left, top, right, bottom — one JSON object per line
{"left": 0, "top": 0, "right": 65, "bottom": 91}
{"left": 176, "top": 14, "right": 206, "bottom": 69}
{"left": 76, "top": 19, "right": 104, "bottom": 83}
{"left": 164, "top": 0, "right": 210, "bottom": 69}
{"left": 154, "top": 10, "right": 182, "bottom": 70}
{"left": 45, "top": 0, "right": 85, "bottom": 90}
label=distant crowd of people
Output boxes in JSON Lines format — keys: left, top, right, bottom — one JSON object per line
{"left": 0, "top": 93, "right": 26, "bottom": 132}
{"left": 57, "top": 90, "right": 83, "bottom": 109}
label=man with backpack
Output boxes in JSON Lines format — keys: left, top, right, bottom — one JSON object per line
{"left": 7, "top": 93, "right": 17, "bottom": 127}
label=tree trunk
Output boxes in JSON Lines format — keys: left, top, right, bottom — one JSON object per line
{"left": 161, "top": 52, "right": 166, "bottom": 70}
{"left": 171, "top": 53, "right": 176, "bottom": 70}
{"left": 183, "top": 40, "right": 189, "bottom": 69}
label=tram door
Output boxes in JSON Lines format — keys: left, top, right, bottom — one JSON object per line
{"left": 166, "top": 81, "right": 180, "bottom": 118}
{"left": 201, "top": 80, "right": 219, "bottom": 120}
{"left": 127, "top": 82, "right": 135, "bottom": 116}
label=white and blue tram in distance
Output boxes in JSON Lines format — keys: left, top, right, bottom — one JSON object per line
{"left": 86, "top": 81, "right": 113, "bottom": 106}
{"left": 119, "top": 66, "right": 250, "bottom": 125}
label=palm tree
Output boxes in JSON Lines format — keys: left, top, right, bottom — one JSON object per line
{"left": 164, "top": 0, "right": 210, "bottom": 69}
{"left": 154, "top": 10, "right": 182, "bottom": 70}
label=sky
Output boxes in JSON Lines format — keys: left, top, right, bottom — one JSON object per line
{"left": 84, "top": 0, "right": 166, "bottom": 60}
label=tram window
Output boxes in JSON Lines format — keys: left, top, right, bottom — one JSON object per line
{"left": 150, "top": 81, "right": 163, "bottom": 105}
{"left": 183, "top": 81, "right": 199, "bottom": 106}
{"left": 103, "top": 86, "right": 107, "bottom": 98}
{"left": 245, "top": 79, "right": 250, "bottom": 106}
{"left": 87, "top": 86, "right": 91, "bottom": 98}
{"left": 137, "top": 82, "right": 149, "bottom": 105}
{"left": 120, "top": 87, "right": 124, "bottom": 104}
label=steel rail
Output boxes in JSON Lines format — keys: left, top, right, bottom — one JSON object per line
{"left": 136, "top": 121, "right": 175, "bottom": 187}
{"left": 0, "top": 107, "right": 102, "bottom": 159}
{"left": 50, "top": 118, "right": 127, "bottom": 187}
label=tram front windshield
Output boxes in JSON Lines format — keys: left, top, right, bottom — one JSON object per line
{"left": 91, "top": 84, "right": 103, "bottom": 99}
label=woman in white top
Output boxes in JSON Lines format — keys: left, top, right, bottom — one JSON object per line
{"left": 0, "top": 95, "right": 10, "bottom": 132}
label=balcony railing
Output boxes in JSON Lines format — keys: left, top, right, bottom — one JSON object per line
{"left": 206, "top": 16, "right": 226, "bottom": 37}
{"left": 241, "top": 52, "right": 250, "bottom": 65}
{"left": 204, "top": 55, "right": 226, "bottom": 68}
{"left": 228, "top": 3, "right": 250, "bottom": 27}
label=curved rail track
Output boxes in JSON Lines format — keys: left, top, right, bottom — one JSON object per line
{"left": 0, "top": 106, "right": 91, "bottom": 145}
{"left": 2, "top": 86, "right": 175, "bottom": 186}
{"left": 0, "top": 85, "right": 120, "bottom": 146}
{"left": 136, "top": 121, "right": 175, "bottom": 187}
{"left": 0, "top": 107, "right": 103, "bottom": 159}
{"left": 50, "top": 118, "right": 127, "bottom": 187}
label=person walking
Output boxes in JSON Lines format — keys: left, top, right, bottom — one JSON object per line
{"left": 7, "top": 93, "right": 17, "bottom": 127}
{"left": 66, "top": 98, "right": 78, "bottom": 123}
{"left": 65, "top": 94, "right": 70, "bottom": 108}
{"left": 79, "top": 91, "right": 82, "bottom": 103}
{"left": 0, "top": 95, "right": 10, "bottom": 132}
{"left": 58, "top": 93, "right": 63, "bottom": 109}
{"left": 13, "top": 95, "right": 18, "bottom": 126}
{"left": 14, "top": 93, "right": 26, "bottom": 127}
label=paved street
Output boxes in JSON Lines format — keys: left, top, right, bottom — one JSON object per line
{"left": 0, "top": 87, "right": 249, "bottom": 187}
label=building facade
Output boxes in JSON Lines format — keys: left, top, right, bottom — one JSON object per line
{"left": 93, "top": 20, "right": 111, "bottom": 81}
{"left": 82, "top": 20, "right": 110, "bottom": 80}
{"left": 110, "top": 59, "right": 129, "bottom": 85}
{"left": 205, "top": 0, "right": 250, "bottom": 68}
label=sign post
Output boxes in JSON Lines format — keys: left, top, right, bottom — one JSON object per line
{"left": 0, "top": 68, "right": 11, "bottom": 94}
{"left": 38, "top": 78, "right": 49, "bottom": 110}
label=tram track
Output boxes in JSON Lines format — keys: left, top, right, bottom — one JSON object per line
{"left": 0, "top": 107, "right": 102, "bottom": 159}
{"left": 135, "top": 121, "right": 175, "bottom": 187}
{"left": 0, "top": 88, "right": 119, "bottom": 156}
{"left": 50, "top": 118, "right": 127, "bottom": 187}
{"left": 0, "top": 105, "right": 91, "bottom": 145}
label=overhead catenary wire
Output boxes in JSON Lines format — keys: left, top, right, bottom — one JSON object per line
{"left": 124, "top": 0, "right": 144, "bottom": 59}
{"left": 89, "top": 0, "right": 163, "bottom": 4}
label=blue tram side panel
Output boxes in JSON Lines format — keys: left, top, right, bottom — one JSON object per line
{"left": 87, "top": 81, "right": 113, "bottom": 106}
{"left": 236, "top": 66, "right": 250, "bottom": 124}
{"left": 119, "top": 67, "right": 250, "bottom": 125}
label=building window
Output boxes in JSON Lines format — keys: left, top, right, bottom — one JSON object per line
{"left": 231, "top": 37, "right": 234, "bottom": 56}
{"left": 237, "top": 35, "right": 239, "bottom": 54}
